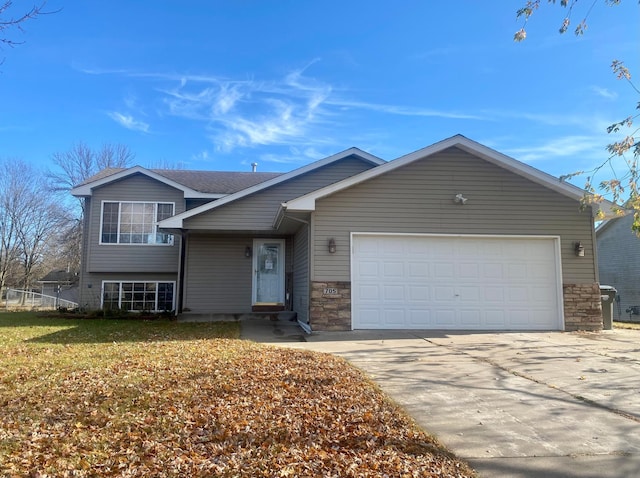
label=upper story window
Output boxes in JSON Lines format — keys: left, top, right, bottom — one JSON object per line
{"left": 100, "top": 201, "right": 174, "bottom": 245}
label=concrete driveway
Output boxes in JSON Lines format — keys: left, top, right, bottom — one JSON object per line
{"left": 241, "top": 320, "right": 640, "bottom": 478}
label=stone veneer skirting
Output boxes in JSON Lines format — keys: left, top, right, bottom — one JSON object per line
{"left": 310, "top": 281, "right": 351, "bottom": 331}
{"left": 310, "top": 281, "right": 604, "bottom": 332}
{"left": 563, "top": 283, "right": 603, "bottom": 331}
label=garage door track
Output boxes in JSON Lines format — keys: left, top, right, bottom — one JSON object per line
{"left": 242, "top": 321, "right": 640, "bottom": 478}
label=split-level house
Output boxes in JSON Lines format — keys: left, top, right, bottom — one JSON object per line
{"left": 71, "top": 135, "right": 613, "bottom": 332}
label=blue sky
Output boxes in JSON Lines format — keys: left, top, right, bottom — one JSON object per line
{"left": 1, "top": 1, "right": 637, "bottom": 186}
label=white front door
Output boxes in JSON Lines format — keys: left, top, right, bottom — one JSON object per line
{"left": 252, "top": 239, "right": 285, "bottom": 305}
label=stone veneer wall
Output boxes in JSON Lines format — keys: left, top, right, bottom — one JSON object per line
{"left": 563, "top": 283, "right": 603, "bottom": 331}
{"left": 310, "top": 281, "right": 351, "bottom": 331}
{"left": 310, "top": 281, "right": 604, "bottom": 332}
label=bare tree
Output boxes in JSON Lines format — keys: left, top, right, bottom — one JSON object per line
{"left": 0, "top": 158, "right": 65, "bottom": 293}
{"left": 0, "top": 163, "right": 20, "bottom": 291}
{"left": 45, "top": 142, "right": 135, "bottom": 274}
{"left": 47, "top": 142, "right": 135, "bottom": 204}
{"left": 1, "top": 2, "right": 50, "bottom": 50}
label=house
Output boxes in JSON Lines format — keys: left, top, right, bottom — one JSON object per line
{"left": 596, "top": 213, "right": 640, "bottom": 321}
{"left": 37, "top": 269, "right": 79, "bottom": 305}
{"left": 70, "top": 135, "right": 614, "bottom": 332}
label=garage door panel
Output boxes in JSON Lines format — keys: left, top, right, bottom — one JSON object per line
{"left": 434, "top": 262, "right": 455, "bottom": 279}
{"left": 383, "top": 284, "right": 405, "bottom": 301}
{"left": 482, "top": 263, "right": 504, "bottom": 279}
{"left": 409, "top": 285, "right": 430, "bottom": 301}
{"left": 434, "top": 286, "right": 455, "bottom": 301}
{"left": 358, "top": 261, "right": 379, "bottom": 277}
{"left": 484, "top": 288, "right": 505, "bottom": 302}
{"left": 382, "top": 309, "right": 405, "bottom": 326}
{"left": 408, "top": 262, "right": 428, "bottom": 279}
{"left": 460, "top": 309, "right": 482, "bottom": 327}
{"left": 485, "top": 310, "right": 507, "bottom": 327}
{"left": 409, "top": 310, "right": 430, "bottom": 326}
{"left": 507, "top": 264, "right": 528, "bottom": 280}
{"left": 353, "top": 235, "right": 562, "bottom": 330}
{"left": 458, "top": 286, "right": 481, "bottom": 302}
{"left": 434, "top": 310, "right": 457, "bottom": 326}
{"left": 458, "top": 263, "right": 480, "bottom": 279}
{"left": 358, "top": 284, "right": 380, "bottom": 300}
{"left": 383, "top": 261, "right": 404, "bottom": 277}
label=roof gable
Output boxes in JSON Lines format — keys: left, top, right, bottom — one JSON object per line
{"left": 284, "top": 134, "right": 617, "bottom": 218}
{"left": 158, "top": 147, "right": 385, "bottom": 229}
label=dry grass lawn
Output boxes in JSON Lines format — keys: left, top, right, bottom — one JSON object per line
{"left": 0, "top": 312, "right": 475, "bottom": 477}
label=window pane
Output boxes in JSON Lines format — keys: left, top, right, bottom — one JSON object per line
{"left": 103, "top": 283, "right": 120, "bottom": 310}
{"left": 157, "top": 282, "right": 174, "bottom": 311}
{"left": 157, "top": 203, "right": 173, "bottom": 221}
{"left": 102, "top": 203, "right": 119, "bottom": 243}
{"left": 155, "top": 204, "right": 174, "bottom": 244}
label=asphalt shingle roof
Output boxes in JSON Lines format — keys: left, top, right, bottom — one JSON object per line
{"left": 78, "top": 168, "right": 283, "bottom": 195}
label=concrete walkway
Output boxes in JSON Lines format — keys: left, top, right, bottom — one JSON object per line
{"left": 241, "top": 318, "right": 640, "bottom": 478}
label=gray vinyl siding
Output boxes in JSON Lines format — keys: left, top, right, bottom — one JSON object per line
{"left": 76, "top": 272, "right": 178, "bottom": 310}
{"left": 85, "top": 174, "right": 185, "bottom": 273}
{"left": 183, "top": 157, "right": 373, "bottom": 231}
{"left": 292, "top": 224, "right": 310, "bottom": 324}
{"left": 312, "top": 147, "right": 596, "bottom": 283}
{"left": 597, "top": 214, "right": 640, "bottom": 320}
{"left": 183, "top": 235, "right": 253, "bottom": 313}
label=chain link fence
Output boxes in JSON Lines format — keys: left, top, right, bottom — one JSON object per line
{"left": 2, "top": 288, "right": 79, "bottom": 311}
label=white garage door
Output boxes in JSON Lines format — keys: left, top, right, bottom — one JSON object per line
{"left": 352, "top": 234, "right": 563, "bottom": 330}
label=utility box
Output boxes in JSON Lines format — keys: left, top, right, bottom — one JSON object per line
{"left": 600, "top": 285, "right": 617, "bottom": 330}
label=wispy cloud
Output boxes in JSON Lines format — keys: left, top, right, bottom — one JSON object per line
{"left": 590, "top": 86, "right": 618, "bottom": 100}
{"left": 327, "top": 98, "right": 486, "bottom": 120}
{"left": 258, "top": 146, "right": 328, "bottom": 165}
{"left": 84, "top": 62, "right": 487, "bottom": 157}
{"left": 107, "top": 112, "right": 150, "bottom": 133}
{"left": 502, "top": 135, "right": 606, "bottom": 163}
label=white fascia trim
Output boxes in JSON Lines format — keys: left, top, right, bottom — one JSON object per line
{"left": 69, "top": 165, "right": 222, "bottom": 199}
{"left": 284, "top": 134, "right": 616, "bottom": 216}
{"left": 158, "top": 148, "right": 385, "bottom": 229}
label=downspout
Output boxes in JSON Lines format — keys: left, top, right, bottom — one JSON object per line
{"left": 177, "top": 230, "right": 188, "bottom": 314}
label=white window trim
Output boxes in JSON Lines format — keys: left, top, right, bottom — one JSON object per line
{"left": 101, "top": 280, "right": 176, "bottom": 312}
{"left": 99, "top": 200, "right": 175, "bottom": 246}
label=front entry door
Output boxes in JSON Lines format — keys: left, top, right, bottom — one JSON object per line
{"left": 252, "top": 239, "right": 285, "bottom": 305}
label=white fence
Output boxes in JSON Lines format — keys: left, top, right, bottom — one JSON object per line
{"left": 2, "top": 288, "right": 79, "bottom": 311}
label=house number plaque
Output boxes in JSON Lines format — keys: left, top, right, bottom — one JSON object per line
{"left": 323, "top": 288, "right": 338, "bottom": 295}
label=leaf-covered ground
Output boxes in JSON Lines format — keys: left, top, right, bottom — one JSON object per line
{"left": 0, "top": 313, "right": 475, "bottom": 477}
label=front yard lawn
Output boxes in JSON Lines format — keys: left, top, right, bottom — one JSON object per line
{"left": 0, "top": 312, "right": 474, "bottom": 477}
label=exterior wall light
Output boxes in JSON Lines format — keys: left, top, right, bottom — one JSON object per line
{"left": 454, "top": 193, "right": 468, "bottom": 205}
{"left": 245, "top": 246, "right": 252, "bottom": 258}
{"left": 328, "top": 238, "right": 336, "bottom": 254}
{"left": 574, "top": 241, "right": 585, "bottom": 257}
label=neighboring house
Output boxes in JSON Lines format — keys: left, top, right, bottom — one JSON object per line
{"left": 596, "top": 214, "right": 640, "bottom": 321}
{"left": 70, "top": 135, "right": 614, "bottom": 332}
{"left": 37, "top": 270, "right": 79, "bottom": 304}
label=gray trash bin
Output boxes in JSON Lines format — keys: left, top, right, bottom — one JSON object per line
{"left": 600, "top": 285, "right": 617, "bottom": 330}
